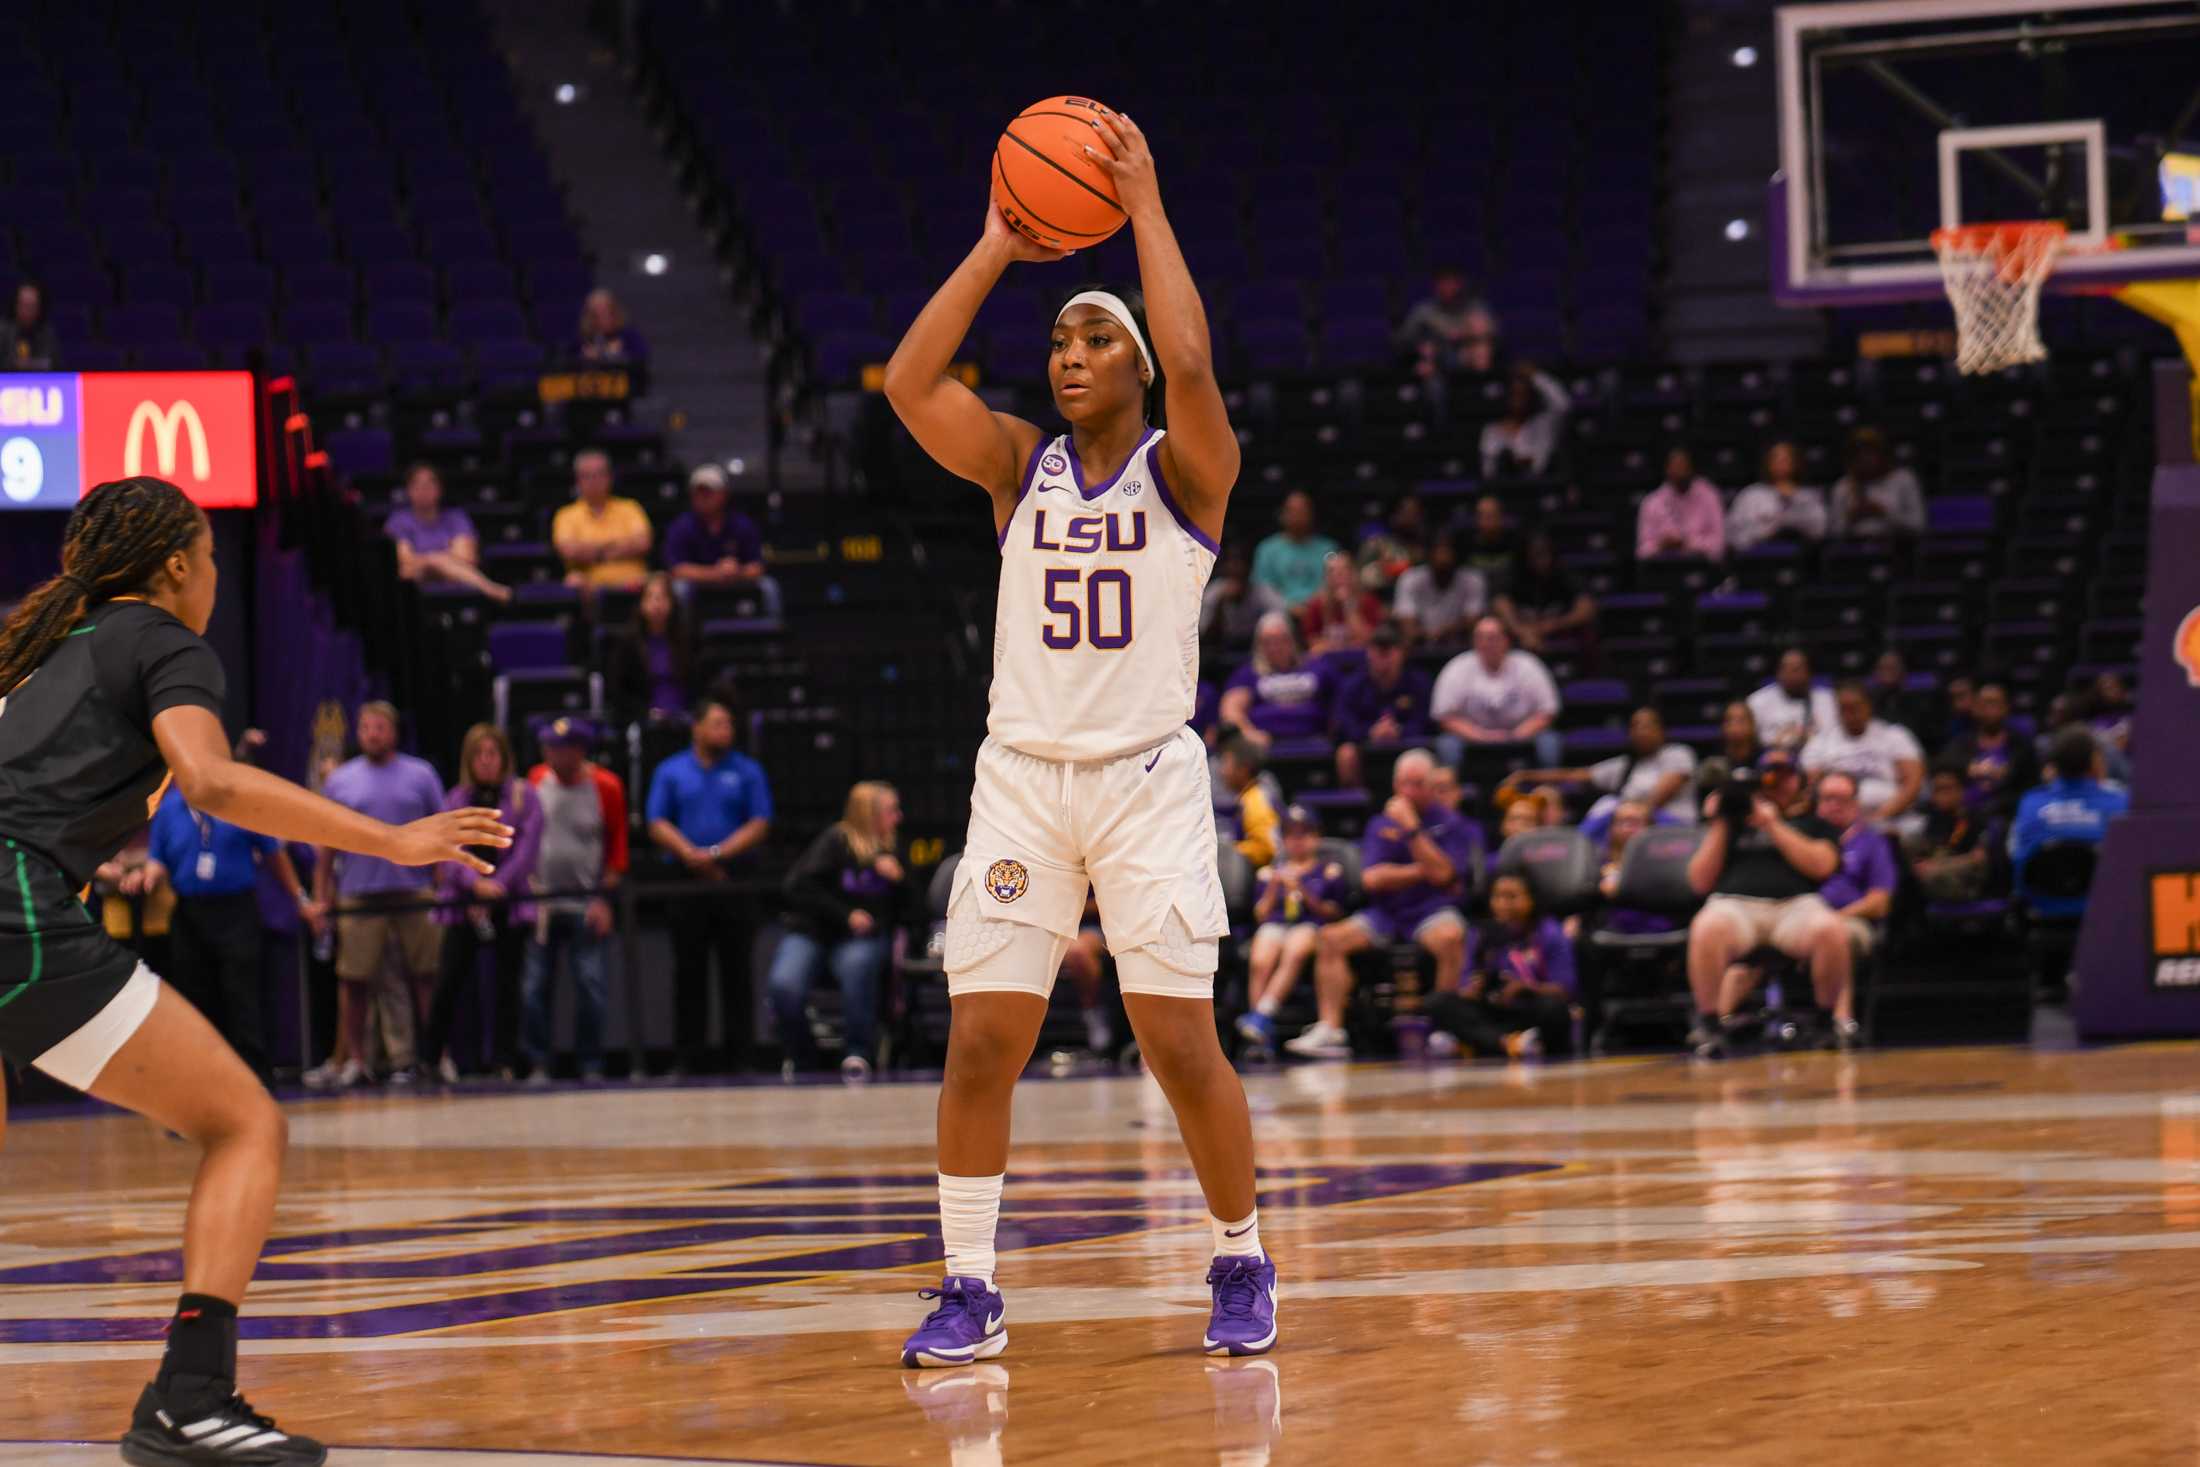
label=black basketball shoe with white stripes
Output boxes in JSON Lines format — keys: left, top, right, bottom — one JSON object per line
{"left": 121, "top": 1380, "right": 327, "bottom": 1465}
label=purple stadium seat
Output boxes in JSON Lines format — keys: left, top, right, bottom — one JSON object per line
{"left": 1318, "top": 315, "right": 1393, "bottom": 371}
{"left": 1927, "top": 496, "right": 1998, "bottom": 536}
{"left": 450, "top": 301, "right": 528, "bottom": 344}
{"left": 1236, "top": 318, "right": 1308, "bottom": 376}
{"left": 365, "top": 261, "right": 436, "bottom": 305}
{"left": 134, "top": 343, "right": 210, "bottom": 371}
{"left": 324, "top": 426, "right": 395, "bottom": 477}
{"left": 122, "top": 265, "right": 195, "bottom": 310}
{"left": 445, "top": 261, "right": 517, "bottom": 305}
{"left": 193, "top": 303, "right": 270, "bottom": 354}
{"left": 474, "top": 338, "right": 545, "bottom": 397}
{"left": 815, "top": 331, "right": 891, "bottom": 383}
{"left": 304, "top": 341, "right": 385, "bottom": 396}
{"left": 389, "top": 339, "right": 470, "bottom": 397}
{"left": 202, "top": 261, "right": 275, "bottom": 307}
{"left": 366, "top": 300, "right": 437, "bottom": 344}
{"left": 283, "top": 300, "right": 355, "bottom": 344}
{"left": 1557, "top": 679, "right": 1633, "bottom": 731}
{"left": 487, "top": 621, "right": 572, "bottom": 675}
{"left": 103, "top": 303, "right": 185, "bottom": 346}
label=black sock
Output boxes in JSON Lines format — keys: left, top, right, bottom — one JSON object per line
{"left": 158, "top": 1294, "right": 239, "bottom": 1395}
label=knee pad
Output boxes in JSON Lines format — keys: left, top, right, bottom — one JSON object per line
{"left": 945, "top": 889, "right": 1069, "bottom": 998}
{"left": 1114, "top": 908, "right": 1218, "bottom": 999}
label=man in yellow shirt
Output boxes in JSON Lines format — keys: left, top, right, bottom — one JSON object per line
{"left": 553, "top": 448, "right": 653, "bottom": 589}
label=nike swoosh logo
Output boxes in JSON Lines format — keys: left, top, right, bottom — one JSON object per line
{"left": 1223, "top": 1224, "right": 1255, "bottom": 1238}
{"left": 985, "top": 1310, "right": 1004, "bottom": 1333}
{"left": 1144, "top": 749, "right": 1164, "bottom": 772}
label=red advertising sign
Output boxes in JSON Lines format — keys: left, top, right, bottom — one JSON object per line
{"left": 78, "top": 372, "right": 258, "bottom": 509}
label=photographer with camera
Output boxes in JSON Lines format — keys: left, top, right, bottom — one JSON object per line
{"left": 1684, "top": 764, "right": 1852, "bottom": 1055}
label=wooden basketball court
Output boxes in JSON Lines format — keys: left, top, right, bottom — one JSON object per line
{"left": 4, "top": 1042, "right": 2199, "bottom": 1464}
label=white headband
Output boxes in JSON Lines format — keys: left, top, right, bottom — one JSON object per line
{"left": 1055, "top": 290, "right": 1153, "bottom": 380}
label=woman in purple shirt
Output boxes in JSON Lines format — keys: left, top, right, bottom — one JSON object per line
{"left": 384, "top": 462, "right": 511, "bottom": 603}
{"left": 604, "top": 573, "right": 699, "bottom": 725}
{"left": 1426, "top": 873, "right": 1577, "bottom": 1060}
{"left": 421, "top": 724, "right": 544, "bottom": 1082}
{"left": 1217, "top": 612, "right": 1331, "bottom": 747}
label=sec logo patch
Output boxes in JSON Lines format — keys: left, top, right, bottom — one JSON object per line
{"left": 985, "top": 858, "right": 1030, "bottom": 903}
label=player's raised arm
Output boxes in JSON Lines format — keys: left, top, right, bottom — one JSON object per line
{"left": 882, "top": 204, "right": 1061, "bottom": 519}
{"left": 153, "top": 705, "right": 511, "bottom": 874}
{"left": 1085, "top": 111, "right": 1238, "bottom": 534}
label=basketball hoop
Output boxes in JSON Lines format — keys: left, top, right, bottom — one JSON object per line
{"left": 1930, "top": 221, "right": 2067, "bottom": 374}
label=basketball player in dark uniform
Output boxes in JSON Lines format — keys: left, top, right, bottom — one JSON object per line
{"left": 0, "top": 477, "right": 510, "bottom": 1465}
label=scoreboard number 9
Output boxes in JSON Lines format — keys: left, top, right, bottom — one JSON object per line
{"left": 0, "top": 436, "right": 43, "bottom": 504}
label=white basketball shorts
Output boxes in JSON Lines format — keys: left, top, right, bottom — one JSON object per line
{"left": 946, "top": 725, "right": 1229, "bottom": 1001}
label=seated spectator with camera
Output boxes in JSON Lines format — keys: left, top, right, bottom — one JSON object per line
{"left": 1426, "top": 872, "right": 1576, "bottom": 1062}
{"left": 1287, "top": 750, "right": 1467, "bottom": 1059}
{"left": 1330, "top": 622, "right": 1432, "bottom": 789}
{"left": 1685, "top": 764, "right": 1859, "bottom": 1055}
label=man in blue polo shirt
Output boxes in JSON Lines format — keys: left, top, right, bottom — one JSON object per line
{"left": 647, "top": 698, "right": 773, "bottom": 1073}
{"left": 135, "top": 768, "right": 324, "bottom": 1081}
{"left": 2010, "top": 727, "right": 2128, "bottom": 921}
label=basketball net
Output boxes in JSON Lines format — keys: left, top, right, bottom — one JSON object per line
{"left": 1930, "top": 221, "right": 2067, "bottom": 374}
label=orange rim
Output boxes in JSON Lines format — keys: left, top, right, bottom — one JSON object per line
{"left": 1930, "top": 221, "right": 2069, "bottom": 254}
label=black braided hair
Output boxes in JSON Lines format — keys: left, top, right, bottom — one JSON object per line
{"left": 0, "top": 477, "right": 206, "bottom": 694}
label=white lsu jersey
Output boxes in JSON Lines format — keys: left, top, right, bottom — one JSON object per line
{"left": 988, "top": 427, "right": 1216, "bottom": 763}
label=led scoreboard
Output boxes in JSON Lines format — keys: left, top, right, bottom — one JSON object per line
{"left": 0, "top": 371, "right": 257, "bottom": 510}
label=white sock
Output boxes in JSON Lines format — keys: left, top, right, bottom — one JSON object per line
{"left": 1254, "top": 995, "right": 1280, "bottom": 1017}
{"left": 1212, "top": 1208, "right": 1262, "bottom": 1258}
{"left": 939, "top": 1172, "right": 1004, "bottom": 1285}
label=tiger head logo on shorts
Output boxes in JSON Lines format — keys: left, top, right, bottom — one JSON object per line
{"left": 985, "top": 858, "right": 1030, "bottom": 903}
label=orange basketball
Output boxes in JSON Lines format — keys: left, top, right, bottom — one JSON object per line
{"left": 991, "top": 95, "right": 1127, "bottom": 251}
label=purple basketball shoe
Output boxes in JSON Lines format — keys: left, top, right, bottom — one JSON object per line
{"left": 900, "top": 1276, "right": 1008, "bottom": 1368}
{"left": 1203, "top": 1254, "right": 1279, "bottom": 1356}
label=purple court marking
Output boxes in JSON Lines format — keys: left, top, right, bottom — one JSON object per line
{"left": 0, "top": 1161, "right": 1557, "bottom": 1343}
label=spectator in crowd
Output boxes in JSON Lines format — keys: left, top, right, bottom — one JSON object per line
{"left": 553, "top": 448, "right": 653, "bottom": 591}
{"left": 1802, "top": 680, "right": 1926, "bottom": 823}
{"left": 1200, "top": 542, "right": 1286, "bottom": 654}
{"left": 2087, "top": 671, "right": 2135, "bottom": 757}
{"left": 421, "top": 723, "right": 543, "bottom": 1084}
{"left": 770, "top": 780, "right": 908, "bottom": 1081}
{"left": 1493, "top": 532, "right": 1596, "bottom": 655}
{"left": 522, "top": 718, "right": 627, "bottom": 1083}
{"left": 1761, "top": 747, "right": 1814, "bottom": 820}
{"left": 1941, "top": 681, "right": 2039, "bottom": 822}
{"left": 2009, "top": 728, "right": 2129, "bottom": 920}
{"left": 2037, "top": 693, "right": 2130, "bottom": 785}
{"left": 139, "top": 756, "right": 321, "bottom": 1084}
{"left": 1636, "top": 446, "right": 1726, "bottom": 562}
{"left": 1944, "top": 676, "right": 1978, "bottom": 746}
{"left": 1747, "top": 647, "right": 1839, "bottom": 752}
{"left": 1726, "top": 440, "right": 1827, "bottom": 552}
{"left": 575, "top": 287, "right": 650, "bottom": 364}
{"left": 1298, "top": 551, "right": 1388, "bottom": 653}
{"left": 1217, "top": 731, "right": 1281, "bottom": 870}
{"left": 606, "top": 572, "right": 700, "bottom": 726}
{"left": 1288, "top": 749, "right": 1465, "bottom": 1058}
{"left": 308, "top": 702, "right": 448, "bottom": 1089}
{"left": 385, "top": 462, "right": 512, "bottom": 603}
{"left": 1829, "top": 427, "right": 1925, "bottom": 538}
{"left": 1426, "top": 764, "right": 1487, "bottom": 899}
{"left": 1719, "top": 700, "right": 1765, "bottom": 772}
{"left": 1498, "top": 787, "right": 1557, "bottom": 842}
{"left": 1684, "top": 762, "right": 1852, "bottom": 1054}
{"left": 1905, "top": 760, "right": 1991, "bottom": 902}
{"left": 1251, "top": 490, "right": 1339, "bottom": 610}
{"left": 1330, "top": 621, "right": 1432, "bottom": 788}
{"left": 1219, "top": 612, "right": 1332, "bottom": 751}
{"left": 1391, "top": 532, "right": 1485, "bottom": 646}
{"left": 1431, "top": 616, "right": 1563, "bottom": 768}
{"left": 1395, "top": 266, "right": 1496, "bottom": 376}
{"left": 647, "top": 698, "right": 773, "bottom": 1075}
{"left": 1461, "top": 495, "right": 1521, "bottom": 588}
{"left": 1808, "top": 770, "right": 1896, "bottom": 1009}
{"left": 1, "top": 280, "right": 57, "bottom": 369}
{"left": 1586, "top": 799, "right": 1678, "bottom": 940}
{"left": 1234, "top": 806, "right": 1349, "bottom": 1054}
{"left": 1426, "top": 873, "right": 1576, "bottom": 1061}
{"left": 1504, "top": 705, "right": 1699, "bottom": 828}
{"left": 1354, "top": 494, "right": 1426, "bottom": 593}
{"left": 1058, "top": 896, "right": 1116, "bottom": 1058}
{"left": 1479, "top": 363, "right": 1571, "bottom": 479}
{"left": 3, "top": 281, "right": 58, "bottom": 369}
{"left": 664, "top": 462, "right": 782, "bottom": 618}
{"left": 1865, "top": 648, "right": 1941, "bottom": 748}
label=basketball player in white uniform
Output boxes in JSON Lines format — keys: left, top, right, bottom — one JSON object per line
{"left": 882, "top": 109, "right": 1276, "bottom": 1365}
